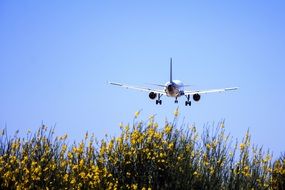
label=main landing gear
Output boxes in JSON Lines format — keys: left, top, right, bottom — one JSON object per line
{"left": 156, "top": 94, "right": 162, "bottom": 105}
{"left": 156, "top": 100, "right": 162, "bottom": 105}
{"left": 185, "top": 95, "right": 191, "bottom": 106}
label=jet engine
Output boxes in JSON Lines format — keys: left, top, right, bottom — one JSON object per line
{"left": 149, "top": 92, "right": 157, "bottom": 100}
{"left": 193, "top": 93, "right": 201, "bottom": 102}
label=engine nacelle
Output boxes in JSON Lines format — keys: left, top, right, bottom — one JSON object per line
{"left": 149, "top": 92, "right": 157, "bottom": 100}
{"left": 193, "top": 93, "right": 201, "bottom": 102}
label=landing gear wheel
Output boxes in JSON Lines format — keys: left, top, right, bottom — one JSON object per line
{"left": 156, "top": 100, "right": 162, "bottom": 105}
{"left": 185, "top": 101, "right": 191, "bottom": 106}
{"left": 175, "top": 100, "right": 178, "bottom": 103}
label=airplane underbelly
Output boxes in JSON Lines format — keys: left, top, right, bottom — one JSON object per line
{"left": 165, "top": 88, "right": 180, "bottom": 97}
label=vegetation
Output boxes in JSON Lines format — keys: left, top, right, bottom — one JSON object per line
{"left": 272, "top": 153, "right": 285, "bottom": 190}
{"left": 0, "top": 109, "right": 284, "bottom": 189}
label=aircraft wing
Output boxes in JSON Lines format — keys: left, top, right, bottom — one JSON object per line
{"left": 184, "top": 87, "right": 238, "bottom": 95}
{"left": 108, "top": 82, "right": 166, "bottom": 95}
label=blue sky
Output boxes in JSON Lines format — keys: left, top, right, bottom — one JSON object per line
{"left": 0, "top": 1, "right": 284, "bottom": 156}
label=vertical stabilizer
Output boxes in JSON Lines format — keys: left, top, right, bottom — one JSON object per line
{"left": 170, "top": 58, "right": 173, "bottom": 83}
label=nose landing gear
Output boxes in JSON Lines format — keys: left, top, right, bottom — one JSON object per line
{"left": 175, "top": 97, "right": 178, "bottom": 103}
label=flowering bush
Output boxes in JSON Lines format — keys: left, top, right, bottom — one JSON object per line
{"left": 272, "top": 154, "right": 285, "bottom": 190}
{"left": 0, "top": 111, "right": 281, "bottom": 189}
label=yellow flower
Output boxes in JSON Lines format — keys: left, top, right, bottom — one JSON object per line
{"left": 11, "top": 142, "right": 19, "bottom": 150}
{"left": 34, "top": 166, "right": 41, "bottom": 174}
{"left": 79, "top": 172, "right": 86, "bottom": 179}
{"left": 168, "top": 142, "right": 174, "bottom": 149}
{"left": 263, "top": 154, "right": 271, "bottom": 163}
{"left": 210, "top": 167, "right": 215, "bottom": 175}
{"left": 131, "top": 130, "right": 140, "bottom": 144}
{"left": 240, "top": 143, "right": 245, "bottom": 150}
{"left": 134, "top": 110, "right": 141, "bottom": 119}
{"left": 79, "top": 159, "right": 84, "bottom": 167}
{"left": 174, "top": 107, "right": 179, "bottom": 117}
{"left": 154, "top": 132, "right": 162, "bottom": 139}
{"left": 242, "top": 166, "right": 250, "bottom": 176}
{"left": 131, "top": 184, "right": 138, "bottom": 190}
{"left": 4, "top": 171, "right": 12, "bottom": 179}
{"left": 70, "top": 178, "right": 76, "bottom": 184}
{"left": 108, "top": 140, "right": 114, "bottom": 151}
{"left": 164, "top": 125, "right": 172, "bottom": 134}
{"left": 31, "top": 161, "right": 37, "bottom": 167}
{"left": 62, "top": 144, "right": 67, "bottom": 153}
{"left": 72, "top": 165, "right": 78, "bottom": 170}
{"left": 100, "top": 143, "right": 106, "bottom": 155}
{"left": 68, "top": 152, "right": 73, "bottom": 159}
{"left": 206, "top": 143, "right": 211, "bottom": 149}
{"left": 205, "top": 161, "right": 209, "bottom": 166}
{"left": 212, "top": 141, "right": 217, "bottom": 149}
{"left": 59, "top": 134, "right": 68, "bottom": 140}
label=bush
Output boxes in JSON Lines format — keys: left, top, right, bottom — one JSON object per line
{"left": 272, "top": 153, "right": 285, "bottom": 190}
{"left": 0, "top": 111, "right": 279, "bottom": 189}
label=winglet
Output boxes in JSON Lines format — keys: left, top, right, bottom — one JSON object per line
{"left": 170, "top": 57, "right": 173, "bottom": 83}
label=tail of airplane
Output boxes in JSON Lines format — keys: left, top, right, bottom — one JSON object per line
{"left": 170, "top": 57, "right": 173, "bottom": 83}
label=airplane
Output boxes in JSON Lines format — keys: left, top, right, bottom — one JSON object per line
{"left": 108, "top": 58, "right": 238, "bottom": 106}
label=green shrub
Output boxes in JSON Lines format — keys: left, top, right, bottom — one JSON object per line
{"left": 272, "top": 153, "right": 285, "bottom": 190}
{"left": 0, "top": 111, "right": 279, "bottom": 189}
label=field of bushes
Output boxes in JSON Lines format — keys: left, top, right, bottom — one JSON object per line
{"left": 0, "top": 110, "right": 284, "bottom": 189}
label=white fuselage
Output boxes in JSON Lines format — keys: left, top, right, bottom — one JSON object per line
{"left": 164, "top": 80, "right": 184, "bottom": 97}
